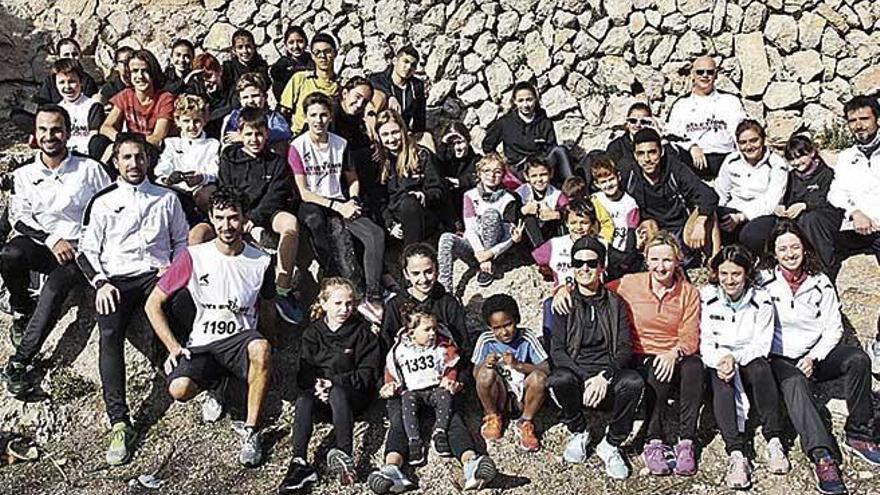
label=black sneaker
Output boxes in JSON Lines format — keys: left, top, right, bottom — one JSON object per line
{"left": 813, "top": 454, "right": 847, "bottom": 495}
{"left": 432, "top": 429, "right": 453, "bottom": 458}
{"left": 327, "top": 448, "right": 357, "bottom": 486}
{"left": 2, "top": 360, "right": 31, "bottom": 397}
{"left": 408, "top": 439, "right": 425, "bottom": 466}
{"left": 278, "top": 457, "right": 318, "bottom": 494}
{"left": 476, "top": 271, "right": 493, "bottom": 287}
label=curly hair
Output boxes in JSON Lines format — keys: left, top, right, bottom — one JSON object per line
{"left": 481, "top": 294, "right": 520, "bottom": 325}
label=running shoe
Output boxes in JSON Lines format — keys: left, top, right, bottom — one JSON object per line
{"left": 327, "top": 448, "right": 357, "bottom": 485}
{"left": 642, "top": 439, "right": 673, "bottom": 475}
{"left": 480, "top": 413, "right": 503, "bottom": 442}
{"left": 278, "top": 457, "right": 318, "bottom": 494}
{"left": 766, "top": 437, "right": 790, "bottom": 474}
{"left": 463, "top": 455, "right": 497, "bottom": 491}
{"left": 725, "top": 451, "right": 751, "bottom": 490}
{"left": 562, "top": 431, "right": 590, "bottom": 464}
{"left": 367, "top": 464, "right": 415, "bottom": 494}
{"left": 105, "top": 422, "right": 135, "bottom": 466}
{"left": 595, "top": 437, "right": 629, "bottom": 479}
{"left": 239, "top": 426, "right": 263, "bottom": 467}
{"left": 673, "top": 439, "right": 697, "bottom": 476}
{"left": 515, "top": 419, "right": 540, "bottom": 452}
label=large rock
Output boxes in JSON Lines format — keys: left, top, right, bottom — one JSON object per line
{"left": 735, "top": 33, "right": 772, "bottom": 98}
{"left": 741, "top": 2, "right": 767, "bottom": 32}
{"left": 497, "top": 11, "right": 519, "bottom": 39}
{"left": 555, "top": 116, "right": 586, "bottom": 145}
{"left": 674, "top": 30, "right": 704, "bottom": 60}
{"left": 424, "top": 35, "right": 455, "bottom": 81}
{"left": 836, "top": 57, "right": 868, "bottom": 79}
{"left": 798, "top": 11, "right": 827, "bottom": 49}
{"left": 524, "top": 31, "right": 551, "bottom": 75}
{"left": 203, "top": 22, "right": 237, "bottom": 52}
{"left": 458, "top": 82, "right": 489, "bottom": 105}
{"left": 765, "top": 110, "right": 804, "bottom": 145}
{"left": 852, "top": 66, "right": 880, "bottom": 95}
{"left": 226, "top": 0, "right": 257, "bottom": 25}
{"left": 484, "top": 60, "right": 514, "bottom": 100}
{"left": 542, "top": 85, "right": 578, "bottom": 118}
{"left": 595, "top": 56, "right": 635, "bottom": 92}
{"left": 784, "top": 50, "right": 823, "bottom": 82}
{"left": 475, "top": 100, "right": 499, "bottom": 128}
{"left": 764, "top": 82, "right": 802, "bottom": 110}
{"left": 678, "top": 0, "right": 713, "bottom": 16}
{"left": 803, "top": 103, "right": 839, "bottom": 132}
{"left": 820, "top": 28, "right": 846, "bottom": 57}
{"left": 598, "top": 27, "right": 631, "bottom": 55}
{"left": 765, "top": 15, "right": 799, "bottom": 53}
{"left": 606, "top": 0, "right": 634, "bottom": 25}
{"left": 376, "top": 0, "right": 407, "bottom": 35}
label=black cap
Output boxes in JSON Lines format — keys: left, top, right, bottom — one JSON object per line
{"left": 571, "top": 236, "right": 606, "bottom": 264}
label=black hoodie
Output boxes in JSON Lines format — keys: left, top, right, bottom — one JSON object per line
{"left": 269, "top": 54, "right": 314, "bottom": 103}
{"left": 222, "top": 55, "right": 270, "bottom": 91}
{"left": 482, "top": 108, "right": 557, "bottom": 167}
{"left": 619, "top": 152, "right": 718, "bottom": 230}
{"left": 782, "top": 158, "right": 841, "bottom": 214}
{"left": 298, "top": 315, "right": 382, "bottom": 392}
{"left": 381, "top": 283, "right": 469, "bottom": 357}
{"left": 369, "top": 67, "right": 427, "bottom": 133}
{"left": 383, "top": 147, "right": 445, "bottom": 223}
{"left": 435, "top": 142, "right": 478, "bottom": 192}
{"left": 550, "top": 287, "right": 634, "bottom": 381}
{"left": 218, "top": 144, "right": 295, "bottom": 228}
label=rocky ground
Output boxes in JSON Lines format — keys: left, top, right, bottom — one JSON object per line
{"left": 0, "top": 123, "right": 878, "bottom": 494}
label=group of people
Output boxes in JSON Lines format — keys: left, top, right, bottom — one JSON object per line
{"left": 0, "top": 24, "right": 879, "bottom": 495}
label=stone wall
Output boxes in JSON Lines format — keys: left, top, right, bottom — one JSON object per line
{"left": 2, "top": 0, "right": 880, "bottom": 149}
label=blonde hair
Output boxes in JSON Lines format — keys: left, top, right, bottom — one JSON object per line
{"left": 174, "top": 94, "right": 207, "bottom": 119}
{"left": 375, "top": 109, "right": 420, "bottom": 184}
{"left": 309, "top": 277, "right": 360, "bottom": 322}
{"left": 643, "top": 230, "right": 683, "bottom": 261}
{"left": 475, "top": 152, "right": 508, "bottom": 179}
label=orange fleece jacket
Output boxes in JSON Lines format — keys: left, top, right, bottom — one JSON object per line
{"left": 606, "top": 271, "right": 701, "bottom": 356}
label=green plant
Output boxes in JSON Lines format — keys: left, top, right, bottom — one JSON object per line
{"left": 814, "top": 120, "right": 854, "bottom": 151}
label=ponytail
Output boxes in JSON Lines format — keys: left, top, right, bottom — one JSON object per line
{"left": 309, "top": 277, "right": 360, "bottom": 322}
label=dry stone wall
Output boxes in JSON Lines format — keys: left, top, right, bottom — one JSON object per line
{"left": 2, "top": 0, "right": 880, "bottom": 150}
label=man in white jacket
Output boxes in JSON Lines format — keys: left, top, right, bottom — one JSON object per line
{"left": 828, "top": 95, "right": 880, "bottom": 375}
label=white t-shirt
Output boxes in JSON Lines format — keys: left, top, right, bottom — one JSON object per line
{"left": 593, "top": 191, "right": 639, "bottom": 251}
{"left": 58, "top": 94, "right": 103, "bottom": 154}
{"left": 288, "top": 132, "right": 350, "bottom": 201}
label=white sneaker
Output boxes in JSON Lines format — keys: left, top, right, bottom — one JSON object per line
{"left": 563, "top": 431, "right": 590, "bottom": 463}
{"left": 870, "top": 341, "right": 880, "bottom": 377}
{"left": 595, "top": 437, "right": 629, "bottom": 479}
{"left": 766, "top": 437, "right": 790, "bottom": 474}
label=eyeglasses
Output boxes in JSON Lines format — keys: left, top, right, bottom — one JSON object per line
{"left": 571, "top": 258, "right": 601, "bottom": 269}
{"left": 694, "top": 69, "right": 716, "bottom": 76}
{"left": 627, "top": 118, "right": 653, "bottom": 126}
{"left": 480, "top": 168, "right": 504, "bottom": 176}
{"left": 312, "top": 49, "right": 336, "bottom": 59}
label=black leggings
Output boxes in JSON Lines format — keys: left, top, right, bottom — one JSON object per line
{"left": 291, "top": 384, "right": 371, "bottom": 459}
{"left": 297, "top": 203, "right": 385, "bottom": 301}
{"left": 710, "top": 357, "right": 785, "bottom": 454}
{"left": 384, "top": 395, "right": 477, "bottom": 461}
{"left": 635, "top": 354, "right": 705, "bottom": 442}
{"left": 0, "top": 236, "right": 60, "bottom": 314}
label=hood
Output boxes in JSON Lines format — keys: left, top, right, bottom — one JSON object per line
{"left": 222, "top": 143, "right": 274, "bottom": 167}
{"left": 316, "top": 314, "right": 367, "bottom": 340}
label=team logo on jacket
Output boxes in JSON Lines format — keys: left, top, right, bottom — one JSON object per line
{"left": 32, "top": 178, "right": 44, "bottom": 186}
{"left": 114, "top": 206, "right": 125, "bottom": 213}
{"left": 199, "top": 273, "right": 210, "bottom": 286}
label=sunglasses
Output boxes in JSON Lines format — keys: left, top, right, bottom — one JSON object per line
{"left": 312, "top": 49, "right": 336, "bottom": 58}
{"left": 627, "top": 118, "right": 653, "bottom": 126}
{"left": 695, "top": 69, "right": 716, "bottom": 76}
{"left": 571, "top": 258, "right": 601, "bottom": 269}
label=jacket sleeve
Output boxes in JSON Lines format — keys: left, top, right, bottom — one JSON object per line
{"left": 77, "top": 196, "right": 109, "bottom": 286}
{"left": 154, "top": 143, "right": 177, "bottom": 184}
{"left": 827, "top": 163, "right": 859, "bottom": 220}
{"left": 610, "top": 297, "right": 635, "bottom": 377}
{"left": 296, "top": 327, "right": 319, "bottom": 389}
{"left": 675, "top": 162, "right": 719, "bottom": 216}
{"left": 733, "top": 298, "right": 775, "bottom": 365}
{"left": 741, "top": 163, "right": 788, "bottom": 220}
{"left": 807, "top": 279, "right": 844, "bottom": 362}
{"left": 330, "top": 331, "right": 382, "bottom": 391}
{"left": 168, "top": 194, "right": 190, "bottom": 261}
{"left": 383, "top": 348, "right": 400, "bottom": 386}
{"left": 462, "top": 194, "right": 485, "bottom": 252}
{"left": 677, "top": 285, "right": 701, "bottom": 355}
{"left": 447, "top": 299, "right": 471, "bottom": 358}
{"left": 482, "top": 118, "right": 504, "bottom": 154}
{"left": 412, "top": 80, "right": 427, "bottom": 133}
{"left": 8, "top": 174, "right": 51, "bottom": 246}
{"left": 202, "top": 141, "right": 221, "bottom": 184}
{"left": 423, "top": 153, "right": 445, "bottom": 202}
{"left": 591, "top": 196, "right": 615, "bottom": 244}
{"left": 699, "top": 303, "right": 723, "bottom": 369}
{"left": 713, "top": 160, "right": 733, "bottom": 208}
{"left": 380, "top": 301, "right": 402, "bottom": 352}
{"left": 665, "top": 100, "right": 695, "bottom": 150}
{"left": 248, "top": 159, "right": 293, "bottom": 226}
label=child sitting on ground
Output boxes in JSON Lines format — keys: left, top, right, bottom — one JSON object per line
{"left": 516, "top": 157, "right": 569, "bottom": 249}
{"left": 590, "top": 157, "right": 642, "bottom": 280}
{"left": 155, "top": 94, "right": 220, "bottom": 212}
{"left": 472, "top": 294, "right": 549, "bottom": 452}
{"left": 437, "top": 153, "right": 525, "bottom": 291}
{"left": 381, "top": 304, "right": 461, "bottom": 465}
{"left": 53, "top": 58, "right": 105, "bottom": 155}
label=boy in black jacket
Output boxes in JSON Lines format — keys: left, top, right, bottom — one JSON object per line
{"left": 222, "top": 29, "right": 270, "bottom": 92}
{"left": 370, "top": 45, "right": 427, "bottom": 135}
{"left": 547, "top": 236, "right": 643, "bottom": 479}
{"left": 194, "top": 107, "right": 303, "bottom": 324}
{"left": 622, "top": 128, "right": 720, "bottom": 267}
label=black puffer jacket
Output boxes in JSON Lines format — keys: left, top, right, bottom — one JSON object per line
{"left": 218, "top": 144, "right": 295, "bottom": 228}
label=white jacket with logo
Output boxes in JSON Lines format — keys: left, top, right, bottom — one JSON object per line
{"left": 665, "top": 90, "right": 747, "bottom": 155}
{"left": 699, "top": 285, "right": 775, "bottom": 369}
{"left": 827, "top": 144, "right": 880, "bottom": 229}
{"left": 715, "top": 150, "right": 788, "bottom": 220}
{"left": 758, "top": 268, "right": 842, "bottom": 361}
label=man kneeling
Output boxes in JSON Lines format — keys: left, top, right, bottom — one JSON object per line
{"left": 145, "top": 186, "right": 276, "bottom": 467}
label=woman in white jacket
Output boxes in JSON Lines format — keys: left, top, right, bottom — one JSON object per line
{"left": 700, "top": 245, "right": 789, "bottom": 489}
{"left": 759, "top": 219, "right": 879, "bottom": 495}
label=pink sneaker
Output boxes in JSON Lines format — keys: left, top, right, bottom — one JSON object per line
{"left": 642, "top": 439, "right": 672, "bottom": 475}
{"left": 673, "top": 439, "right": 697, "bottom": 476}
